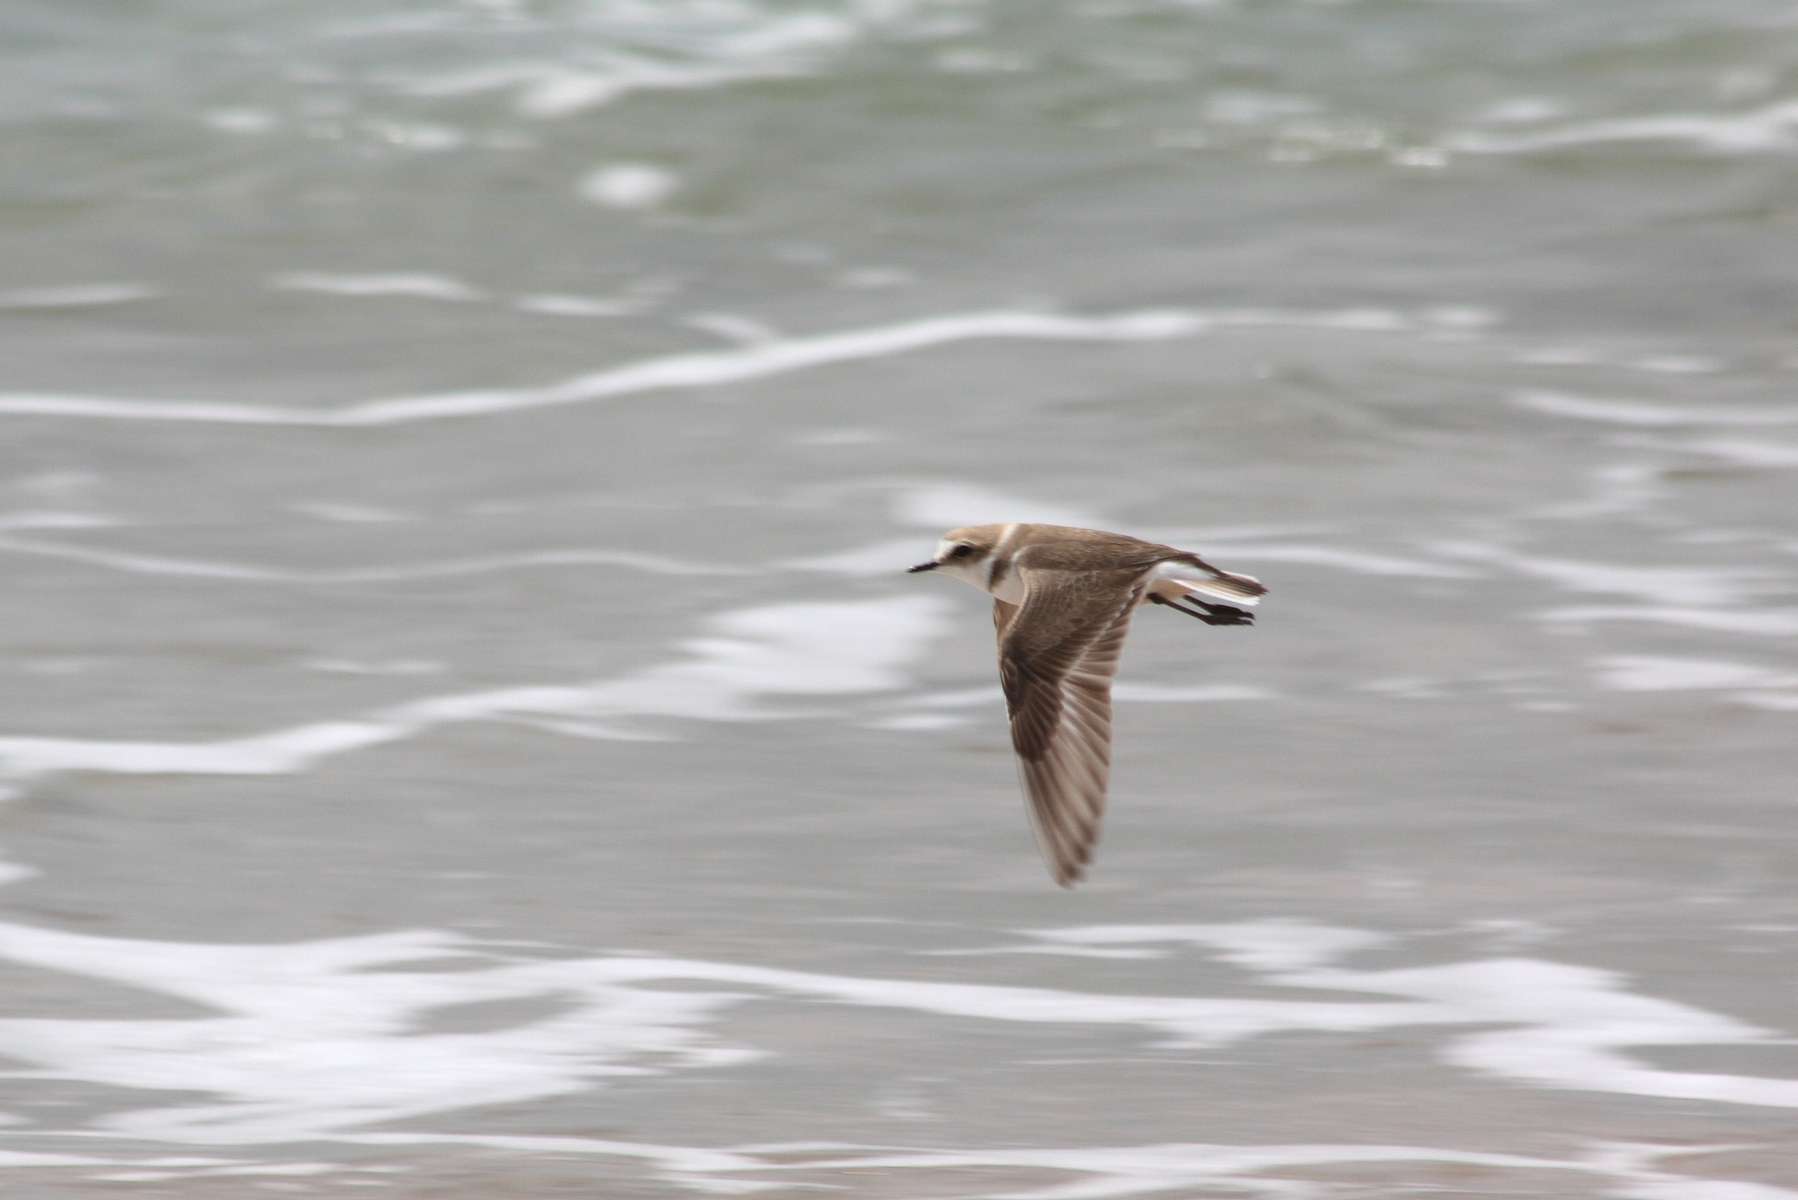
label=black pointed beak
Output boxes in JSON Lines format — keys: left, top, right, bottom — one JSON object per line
{"left": 907, "top": 561, "right": 938, "bottom": 573}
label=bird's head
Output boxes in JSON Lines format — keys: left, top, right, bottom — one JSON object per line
{"left": 907, "top": 525, "right": 1003, "bottom": 587}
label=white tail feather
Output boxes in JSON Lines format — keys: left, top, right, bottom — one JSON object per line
{"left": 1178, "top": 577, "right": 1262, "bottom": 607}
{"left": 1150, "top": 561, "right": 1265, "bottom": 607}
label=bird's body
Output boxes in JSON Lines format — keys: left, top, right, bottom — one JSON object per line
{"left": 908, "top": 523, "right": 1265, "bottom": 887}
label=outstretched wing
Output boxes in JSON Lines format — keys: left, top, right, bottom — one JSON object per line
{"left": 997, "top": 567, "right": 1145, "bottom": 887}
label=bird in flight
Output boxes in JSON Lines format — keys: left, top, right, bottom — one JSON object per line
{"left": 909, "top": 523, "right": 1265, "bottom": 887}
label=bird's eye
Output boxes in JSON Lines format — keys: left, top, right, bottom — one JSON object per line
{"left": 950, "top": 544, "right": 974, "bottom": 559}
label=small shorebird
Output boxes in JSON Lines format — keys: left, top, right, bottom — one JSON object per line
{"left": 909, "top": 523, "right": 1265, "bottom": 887}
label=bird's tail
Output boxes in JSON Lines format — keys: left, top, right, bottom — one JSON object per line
{"left": 1159, "top": 555, "right": 1267, "bottom": 607}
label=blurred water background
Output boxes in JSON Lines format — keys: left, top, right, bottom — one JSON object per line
{"left": 3, "top": 0, "right": 1798, "bottom": 1194}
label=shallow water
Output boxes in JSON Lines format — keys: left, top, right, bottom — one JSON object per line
{"left": 5, "top": 0, "right": 1798, "bottom": 1195}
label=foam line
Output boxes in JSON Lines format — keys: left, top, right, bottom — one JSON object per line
{"left": 1541, "top": 605, "right": 1798, "bottom": 637}
{"left": 0, "top": 305, "right": 1436, "bottom": 429}
{"left": 0, "top": 595, "right": 948, "bottom": 785}
{"left": 0, "top": 284, "right": 160, "bottom": 309}
{"left": 267, "top": 272, "right": 484, "bottom": 301}
{"left": 1433, "top": 542, "right": 1780, "bottom": 606}
{"left": 325, "top": 1134, "right": 1798, "bottom": 1200}
{"left": 1594, "top": 656, "right": 1796, "bottom": 693}
{"left": 0, "top": 917, "right": 1794, "bottom": 1155}
{"left": 1200, "top": 542, "right": 1481, "bottom": 579}
{"left": 1452, "top": 98, "right": 1798, "bottom": 155}
{"left": 0, "top": 537, "right": 747, "bottom": 583}
{"left": 1021, "top": 925, "right": 1798, "bottom": 1110}
{"left": 0, "top": 393, "right": 322, "bottom": 425}
{"left": 1516, "top": 391, "right": 1798, "bottom": 428}
{"left": 0, "top": 310, "right": 1200, "bottom": 427}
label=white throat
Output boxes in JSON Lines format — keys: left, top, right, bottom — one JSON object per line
{"left": 989, "top": 523, "right": 1024, "bottom": 602}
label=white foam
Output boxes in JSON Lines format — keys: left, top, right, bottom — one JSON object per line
{"left": 1420, "top": 959, "right": 1797, "bottom": 1107}
{"left": 837, "top": 266, "right": 914, "bottom": 289}
{"left": 897, "top": 686, "right": 1001, "bottom": 711}
{"left": 514, "top": 15, "right": 851, "bottom": 119}
{"left": 390, "top": 6, "right": 876, "bottom": 121}
{"left": 1434, "top": 542, "right": 1777, "bottom": 606}
{"left": 1516, "top": 351, "right": 1726, "bottom": 375}
{"left": 0, "top": 537, "right": 745, "bottom": 584}
{"left": 1654, "top": 438, "right": 1798, "bottom": 468}
{"left": 268, "top": 272, "right": 485, "bottom": 301}
{"left": 1519, "top": 345, "right": 1602, "bottom": 367}
{"left": 0, "top": 595, "right": 948, "bottom": 785}
{"left": 0, "top": 393, "right": 318, "bottom": 424}
{"left": 1631, "top": 354, "right": 1726, "bottom": 375}
{"left": 1030, "top": 921, "right": 1389, "bottom": 973}
{"left": 1736, "top": 692, "right": 1798, "bottom": 712}
{"left": 675, "top": 1140, "right": 1798, "bottom": 1200}
{"left": 302, "top": 659, "right": 446, "bottom": 677}
{"left": 1516, "top": 391, "right": 1796, "bottom": 428}
{"left": 1015, "top": 926, "right": 1798, "bottom": 1110}
{"left": 5, "top": 915, "right": 1791, "bottom": 1175}
{"left": 0, "top": 857, "right": 38, "bottom": 887}
{"left": 0, "top": 284, "right": 160, "bottom": 310}
{"left": 1202, "top": 542, "right": 1480, "bottom": 579}
{"left": 0, "top": 923, "right": 746, "bottom": 1142}
{"left": 789, "top": 426, "right": 884, "bottom": 447}
{"left": 1621, "top": 1182, "right": 1798, "bottom": 1200}
{"left": 1205, "top": 305, "right": 1417, "bottom": 332}
{"left": 892, "top": 482, "right": 1109, "bottom": 531}
{"left": 0, "top": 305, "right": 1451, "bottom": 428}
{"left": 0, "top": 1151, "right": 117, "bottom": 1167}
{"left": 1595, "top": 656, "right": 1796, "bottom": 693}
{"left": 0, "top": 924, "right": 1412, "bottom": 1145}
{"left": 512, "top": 293, "right": 639, "bottom": 318}
{"left": 535, "top": 58, "right": 795, "bottom": 118}
{"left": 1541, "top": 606, "right": 1798, "bottom": 637}
{"left": 339, "top": 309, "right": 1209, "bottom": 427}
{"left": 1533, "top": 462, "right": 1668, "bottom": 520}
{"left": 288, "top": 501, "right": 411, "bottom": 523}
{"left": 1423, "top": 304, "right": 1501, "bottom": 330}
{"left": 579, "top": 163, "right": 678, "bottom": 209}
{"left": 1452, "top": 97, "right": 1798, "bottom": 155}
{"left": 685, "top": 312, "right": 777, "bottom": 344}
{"left": 0, "top": 510, "right": 120, "bottom": 532}
{"left": 920, "top": 944, "right": 1165, "bottom": 960}
{"left": 781, "top": 537, "right": 930, "bottom": 578}
{"left": 325, "top": 1131, "right": 1798, "bottom": 1200}
{"left": 1480, "top": 97, "right": 1567, "bottom": 125}
{"left": 364, "top": 119, "right": 464, "bottom": 151}
{"left": 863, "top": 712, "right": 967, "bottom": 733}
{"left": 203, "top": 107, "right": 276, "bottom": 134}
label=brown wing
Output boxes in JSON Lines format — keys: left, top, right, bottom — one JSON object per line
{"left": 998, "top": 567, "right": 1145, "bottom": 887}
{"left": 992, "top": 597, "right": 1021, "bottom": 641}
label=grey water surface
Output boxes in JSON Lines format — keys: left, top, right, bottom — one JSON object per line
{"left": 3, "top": 1, "right": 1798, "bottom": 1195}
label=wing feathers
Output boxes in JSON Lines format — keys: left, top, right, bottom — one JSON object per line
{"left": 975, "top": 537, "right": 1264, "bottom": 887}
{"left": 999, "top": 570, "right": 1142, "bottom": 887}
